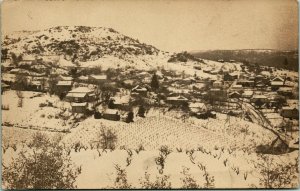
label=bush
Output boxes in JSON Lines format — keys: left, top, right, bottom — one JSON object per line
{"left": 98, "top": 128, "right": 117, "bottom": 150}
{"left": 2, "top": 132, "right": 81, "bottom": 189}
{"left": 180, "top": 167, "right": 199, "bottom": 189}
{"left": 252, "top": 154, "right": 299, "bottom": 188}
{"left": 139, "top": 171, "right": 171, "bottom": 189}
{"left": 94, "top": 111, "right": 101, "bottom": 119}
{"left": 113, "top": 165, "right": 132, "bottom": 189}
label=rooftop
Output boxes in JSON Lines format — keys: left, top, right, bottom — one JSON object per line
{"left": 252, "top": 95, "right": 267, "bottom": 99}
{"left": 66, "top": 92, "right": 87, "bottom": 98}
{"left": 271, "top": 81, "right": 284, "bottom": 86}
{"left": 57, "top": 81, "right": 72, "bottom": 86}
{"left": 167, "top": 96, "right": 188, "bottom": 101}
{"left": 89, "top": 75, "right": 107, "bottom": 80}
{"left": 71, "top": 102, "right": 88, "bottom": 107}
{"left": 272, "top": 76, "right": 284, "bottom": 82}
{"left": 189, "top": 102, "right": 206, "bottom": 108}
{"left": 69, "top": 87, "right": 94, "bottom": 93}
{"left": 103, "top": 109, "right": 119, "bottom": 115}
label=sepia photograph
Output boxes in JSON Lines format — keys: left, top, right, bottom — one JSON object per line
{"left": 1, "top": 0, "right": 299, "bottom": 189}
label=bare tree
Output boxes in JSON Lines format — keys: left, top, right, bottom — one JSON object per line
{"left": 98, "top": 128, "right": 117, "bottom": 150}
{"left": 252, "top": 154, "right": 298, "bottom": 188}
{"left": 113, "top": 165, "right": 132, "bottom": 189}
{"left": 180, "top": 166, "right": 200, "bottom": 189}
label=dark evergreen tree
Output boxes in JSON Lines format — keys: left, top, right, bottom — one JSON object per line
{"left": 138, "top": 105, "right": 146, "bottom": 117}
{"left": 150, "top": 73, "right": 159, "bottom": 91}
{"left": 126, "top": 111, "right": 134, "bottom": 123}
{"left": 108, "top": 99, "right": 115, "bottom": 109}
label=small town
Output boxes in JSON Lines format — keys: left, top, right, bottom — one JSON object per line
{"left": 2, "top": 52, "right": 298, "bottom": 139}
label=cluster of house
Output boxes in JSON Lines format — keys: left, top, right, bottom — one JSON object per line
{"left": 1, "top": 53, "right": 299, "bottom": 121}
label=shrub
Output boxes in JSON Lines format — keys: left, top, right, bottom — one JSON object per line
{"left": 139, "top": 171, "right": 171, "bottom": 189}
{"left": 155, "top": 146, "right": 172, "bottom": 174}
{"left": 180, "top": 167, "right": 199, "bottom": 189}
{"left": 114, "top": 165, "right": 132, "bottom": 189}
{"left": 252, "top": 154, "right": 299, "bottom": 188}
{"left": 98, "top": 128, "right": 117, "bottom": 150}
{"left": 2, "top": 132, "right": 81, "bottom": 189}
{"left": 135, "top": 144, "right": 145, "bottom": 154}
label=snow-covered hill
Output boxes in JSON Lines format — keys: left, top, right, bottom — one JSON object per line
{"left": 2, "top": 26, "right": 169, "bottom": 64}
{"left": 2, "top": 26, "right": 244, "bottom": 74}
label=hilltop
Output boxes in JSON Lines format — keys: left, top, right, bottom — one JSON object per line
{"left": 2, "top": 26, "right": 162, "bottom": 60}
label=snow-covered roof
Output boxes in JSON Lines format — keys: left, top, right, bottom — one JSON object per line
{"left": 66, "top": 92, "right": 87, "bottom": 98}
{"left": 59, "top": 75, "right": 73, "bottom": 81}
{"left": 57, "top": 81, "right": 72, "bottom": 86}
{"left": 271, "top": 81, "right": 284, "bottom": 86}
{"left": 228, "top": 72, "right": 239, "bottom": 76}
{"left": 69, "top": 87, "right": 93, "bottom": 93}
{"left": 103, "top": 109, "right": 119, "bottom": 115}
{"left": 252, "top": 95, "right": 267, "bottom": 99}
{"left": 71, "top": 102, "right": 88, "bottom": 107}
{"left": 10, "top": 68, "right": 20, "bottom": 72}
{"left": 89, "top": 74, "right": 107, "bottom": 80}
{"left": 59, "top": 57, "right": 75, "bottom": 67}
{"left": 111, "top": 95, "right": 130, "bottom": 105}
{"left": 260, "top": 71, "right": 271, "bottom": 77}
{"left": 167, "top": 96, "right": 188, "bottom": 101}
{"left": 278, "top": 87, "right": 293, "bottom": 92}
{"left": 79, "top": 76, "right": 89, "bottom": 80}
{"left": 282, "top": 106, "right": 298, "bottom": 111}
{"left": 123, "top": 79, "right": 134, "bottom": 85}
{"left": 229, "top": 91, "right": 240, "bottom": 95}
{"left": 1, "top": 83, "right": 10, "bottom": 88}
{"left": 132, "top": 85, "right": 147, "bottom": 92}
{"left": 232, "top": 85, "right": 243, "bottom": 88}
{"left": 189, "top": 102, "right": 206, "bottom": 108}
{"left": 272, "top": 76, "right": 284, "bottom": 82}
{"left": 242, "top": 90, "right": 254, "bottom": 96}
{"left": 22, "top": 55, "right": 36, "bottom": 61}
{"left": 2, "top": 73, "right": 16, "bottom": 82}
{"left": 286, "top": 99, "right": 298, "bottom": 108}
{"left": 30, "top": 81, "right": 41, "bottom": 86}
{"left": 213, "top": 80, "right": 222, "bottom": 84}
{"left": 210, "top": 88, "right": 222, "bottom": 91}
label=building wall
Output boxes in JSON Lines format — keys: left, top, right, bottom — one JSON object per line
{"left": 72, "top": 106, "right": 86, "bottom": 113}
{"left": 281, "top": 109, "right": 299, "bottom": 119}
{"left": 102, "top": 114, "right": 120, "bottom": 121}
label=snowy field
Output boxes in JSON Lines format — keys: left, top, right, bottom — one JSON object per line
{"left": 2, "top": 90, "right": 298, "bottom": 188}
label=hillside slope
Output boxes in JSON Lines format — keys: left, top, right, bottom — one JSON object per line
{"left": 2, "top": 26, "right": 165, "bottom": 63}
{"left": 190, "top": 49, "right": 298, "bottom": 71}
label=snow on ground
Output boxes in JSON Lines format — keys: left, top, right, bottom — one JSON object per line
{"left": 1, "top": 90, "right": 298, "bottom": 189}
{"left": 2, "top": 90, "right": 72, "bottom": 131}
{"left": 61, "top": 115, "right": 233, "bottom": 150}
{"left": 2, "top": 126, "right": 63, "bottom": 147}
{"left": 71, "top": 149, "right": 259, "bottom": 189}
{"left": 3, "top": 146, "right": 297, "bottom": 189}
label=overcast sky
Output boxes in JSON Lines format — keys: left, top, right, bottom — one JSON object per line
{"left": 1, "top": 0, "right": 298, "bottom": 52}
